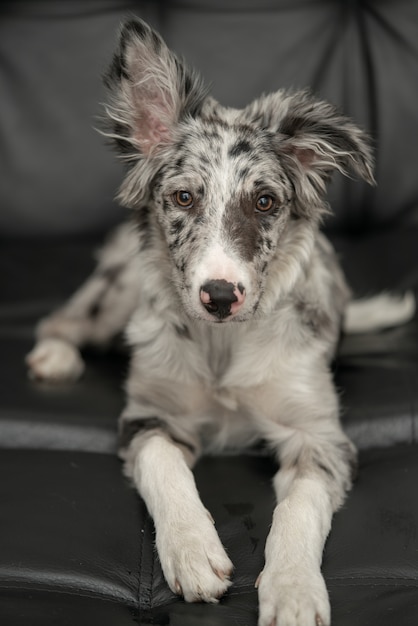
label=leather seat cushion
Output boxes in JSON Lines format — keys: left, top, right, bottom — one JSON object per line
{"left": 0, "top": 445, "right": 417, "bottom": 626}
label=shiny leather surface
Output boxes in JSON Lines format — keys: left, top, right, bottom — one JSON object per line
{"left": 1, "top": 1, "right": 418, "bottom": 625}
{"left": 1, "top": 447, "right": 418, "bottom": 625}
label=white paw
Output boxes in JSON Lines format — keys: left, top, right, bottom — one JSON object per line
{"left": 257, "top": 568, "right": 330, "bottom": 626}
{"left": 157, "top": 509, "right": 233, "bottom": 603}
{"left": 26, "top": 338, "right": 85, "bottom": 382}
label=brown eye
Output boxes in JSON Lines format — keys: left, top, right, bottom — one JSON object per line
{"left": 174, "top": 190, "right": 194, "bottom": 208}
{"left": 256, "top": 195, "right": 274, "bottom": 213}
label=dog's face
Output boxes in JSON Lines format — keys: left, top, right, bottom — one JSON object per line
{"left": 104, "top": 19, "right": 374, "bottom": 323}
{"left": 148, "top": 117, "right": 296, "bottom": 322}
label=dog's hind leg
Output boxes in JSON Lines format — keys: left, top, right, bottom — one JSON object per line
{"left": 119, "top": 415, "right": 234, "bottom": 603}
{"left": 26, "top": 223, "right": 140, "bottom": 381}
{"left": 256, "top": 373, "right": 356, "bottom": 626}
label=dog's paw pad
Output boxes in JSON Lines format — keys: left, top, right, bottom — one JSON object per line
{"left": 26, "top": 338, "right": 84, "bottom": 382}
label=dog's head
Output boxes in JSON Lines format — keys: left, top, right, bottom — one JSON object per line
{"left": 104, "top": 19, "right": 374, "bottom": 323}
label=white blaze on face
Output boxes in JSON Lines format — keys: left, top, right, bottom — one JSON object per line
{"left": 191, "top": 242, "right": 249, "bottom": 321}
{"left": 199, "top": 243, "right": 242, "bottom": 284}
{"left": 184, "top": 132, "right": 258, "bottom": 321}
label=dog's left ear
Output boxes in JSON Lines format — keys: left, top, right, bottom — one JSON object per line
{"left": 103, "top": 19, "right": 208, "bottom": 159}
{"left": 245, "top": 90, "right": 375, "bottom": 218}
{"left": 102, "top": 19, "right": 210, "bottom": 208}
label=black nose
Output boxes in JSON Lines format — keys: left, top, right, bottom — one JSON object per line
{"left": 200, "top": 280, "right": 238, "bottom": 320}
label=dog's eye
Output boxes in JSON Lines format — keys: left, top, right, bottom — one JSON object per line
{"left": 174, "top": 191, "right": 194, "bottom": 208}
{"left": 256, "top": 195, "right": 274, "bottom": 213}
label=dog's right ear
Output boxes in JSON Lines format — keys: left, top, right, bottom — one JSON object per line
{"left": 104, "top": 19, "right": 208, "bottom": 159}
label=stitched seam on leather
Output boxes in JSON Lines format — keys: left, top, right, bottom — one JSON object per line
{"left": 145, "top": 516, "right": 156, "bottom": 614}
{"left": 411, "top": 370, "right": 417, "bottom": 443}
{"left": 222, "top": 575, "right": 418, "bottom": 596}
{"left": 328, "top": 581, "right": 418, "bottom": 587}
{"left": 0, "top": 582, "right": 137, "bottom": 605}
{"left": 137, "top": 499, "right": 148, "bottom": 616}
{"left": 138, "top": 506, "right": 158, "bottom": 615}
{"left": 328, "top": 576, "right": 418, "bottom": 584}
{"left": 150, "top": 530, "right": 156, "bottom": 610}
{"left": 219, "top": 579, "right": 418, "bottom": 599}
{"left": 137, "top": 501, "right": 143, "bottom": 609}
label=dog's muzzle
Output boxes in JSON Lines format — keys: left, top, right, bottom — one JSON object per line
{"left": 200, "top": 280, "right": 246, "bottom": 320}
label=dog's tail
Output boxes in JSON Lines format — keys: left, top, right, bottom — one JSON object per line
{"left": 343, "top": 291, "right": 416, "bottom": 334}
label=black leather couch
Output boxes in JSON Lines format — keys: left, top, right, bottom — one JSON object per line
{"left": 1, "top": 2, "right": 418, "bottom": 625}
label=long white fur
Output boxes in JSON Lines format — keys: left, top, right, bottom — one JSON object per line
{"left": 257, "top": 478, "right": 332, "bottom": 626}
{"left": 132, "top": 435, "right": 233, "bottom": 602}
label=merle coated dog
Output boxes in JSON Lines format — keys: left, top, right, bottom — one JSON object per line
{"left": 26, "top": 19, "right": 415, "bottom": 626}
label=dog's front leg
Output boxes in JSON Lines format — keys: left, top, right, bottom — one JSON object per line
{"left": 258, "top": 470, "right": 333, "bottom": 626}
{"left": 127, "top": 430, "right": 233, "bottom": 602}
{"left": 257, "top": 423, "right": 356, "bottom": 626}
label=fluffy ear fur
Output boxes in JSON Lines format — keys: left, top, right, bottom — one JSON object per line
{"left": 244, "top": 90, "right": 375, "bottom": 219}
{"left": 102, "top": 19, "right": 209, "bottom": 208}
{"left": 103, "top": 19, "right": 208, "bottom": 160}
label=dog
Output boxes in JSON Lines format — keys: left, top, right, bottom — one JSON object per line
{"left": 26, "top": 19, "right": 415, "bottom": 626}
